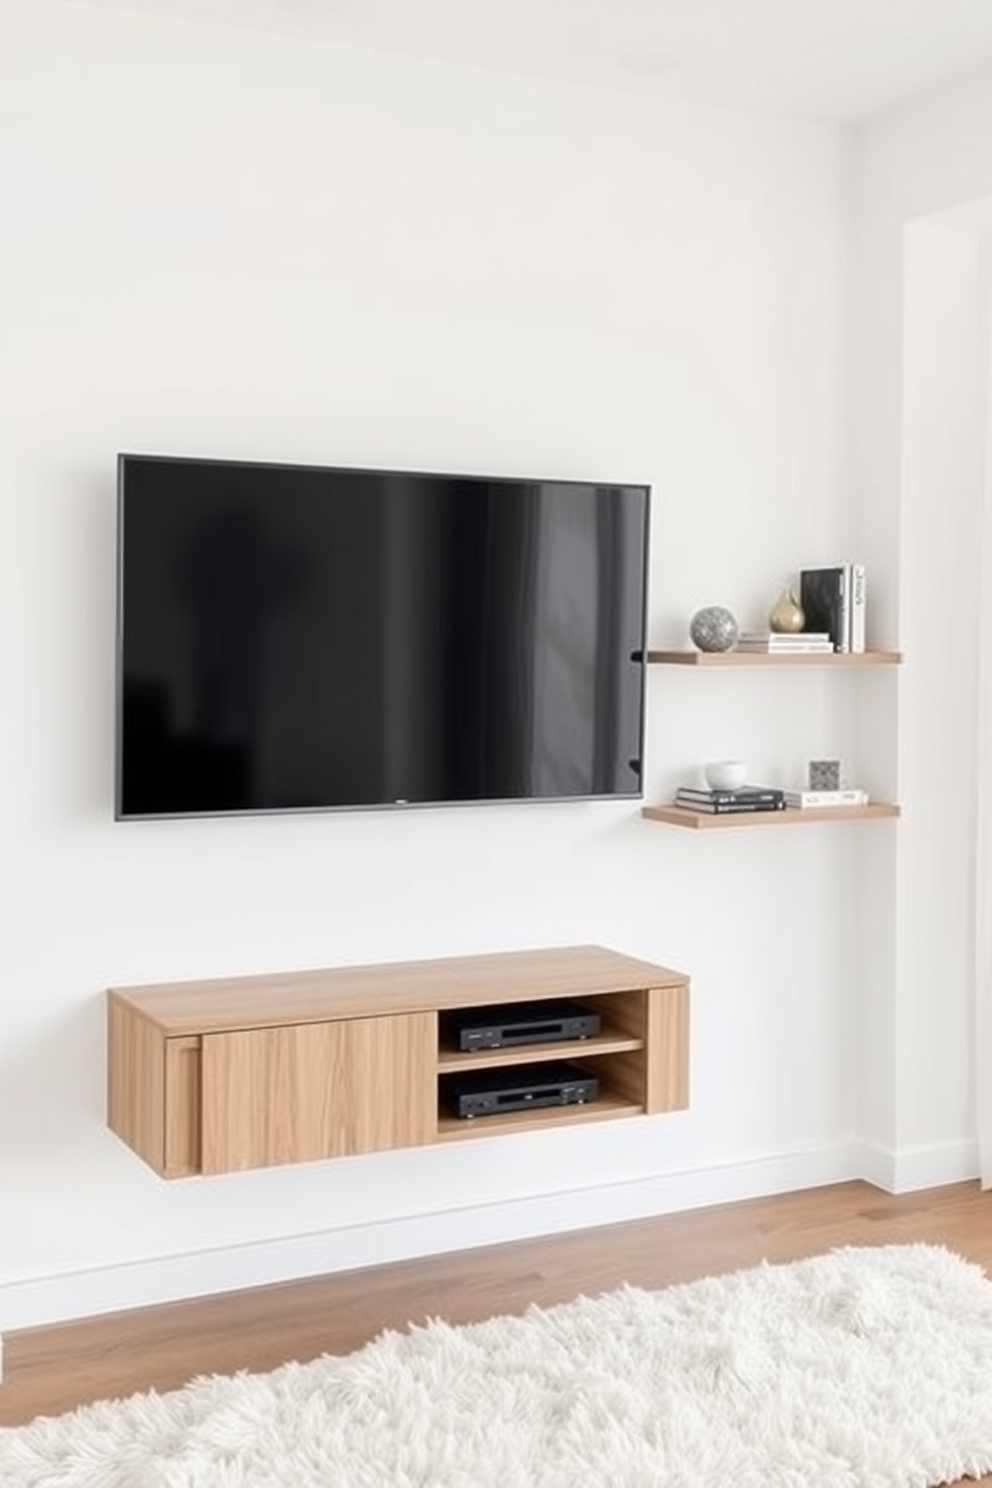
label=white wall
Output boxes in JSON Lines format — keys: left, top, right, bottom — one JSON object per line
{"left": 852, "top": 72, "right": 992, "bottom": 1188}
{"left": 0, "top": 0, "right": 865, "bottom": 1328}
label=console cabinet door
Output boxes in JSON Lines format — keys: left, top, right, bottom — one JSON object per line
{"left": 200, "top": 1013, "right": 436, "bottom": 1174}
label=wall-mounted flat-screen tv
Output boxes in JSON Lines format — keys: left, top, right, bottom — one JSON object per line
{"left": 115, "top": 454, "right": 650, "bottom": 820}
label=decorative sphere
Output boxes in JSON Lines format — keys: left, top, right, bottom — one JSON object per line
{"left": 689, "top": 605, "right": 738, "bottom": 653}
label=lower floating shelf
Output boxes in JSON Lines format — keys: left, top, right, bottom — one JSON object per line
{"left": 642, "top": 802, "right": 902, "bottom": 829}
{"left": 436, "top": 1092, "right": 643, "bottom": 1140}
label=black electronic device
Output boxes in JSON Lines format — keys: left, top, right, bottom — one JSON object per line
{"left": 115, "top": 454, "right": 650, "bottom": 820}
{"left": 439, "top": 1060, "right": 599, "bottom": 1119}
{"left": 440, "top": 1000, "right": 601, "bottom": 1052}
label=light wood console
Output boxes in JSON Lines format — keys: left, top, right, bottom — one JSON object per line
{"left": 107, "top": 945, "right": 690, "bottom": 1178}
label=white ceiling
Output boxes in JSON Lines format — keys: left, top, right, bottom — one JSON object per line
{"left": 71, "top": 0, "right": 992, "bottom": 124}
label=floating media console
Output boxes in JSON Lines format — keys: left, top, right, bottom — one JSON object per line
{"left": 107, "top": 945, "right": 690, "bottom": 1177}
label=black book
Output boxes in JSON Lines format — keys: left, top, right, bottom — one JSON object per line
{"left": 799, "top": 566, "right": 850, "bottom": 652}
{"left": 676, "top": 785, "right": 784, "bottom": 806}
{"left": 680, "top": 797, "right": 786, "bottom": 814}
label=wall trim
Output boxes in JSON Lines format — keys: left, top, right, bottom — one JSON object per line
{"left": 2, "top": 1139, "right": 977, "bottom": 1331}
{"left": 851, "top": 1137, "right": 979, "bottom": 1194}
{"left": 1, "top": 1142, "right": 863, "bottom": 1331}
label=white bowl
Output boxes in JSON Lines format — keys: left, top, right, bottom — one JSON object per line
{"left": 704, "top": 759, "right": 748, "bottom": 791}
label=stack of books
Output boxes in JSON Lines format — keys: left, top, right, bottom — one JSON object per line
{"left": 674, "top": 784, "right": 786, "bottom": 815}
{"left": 783, "top": 787, "right": 868, "bottom": 809}
{"left": 735, "top": 631, "right": 833, "bottom": 654}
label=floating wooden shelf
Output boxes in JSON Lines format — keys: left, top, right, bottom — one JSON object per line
{"left": 642, "top": 802, "right": 902, "bottom": 829}
{"left": 436, "top": 1092, "right": 643, "bottom": 1140}
{"left": 436, "top": 1029, "right": 643, "bottom": 1072}
{"left": 646, "top": 649, "right": 902, "bottom": 667}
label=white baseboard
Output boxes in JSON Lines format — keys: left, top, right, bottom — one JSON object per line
{"left": 851, "top": 1137, "right": 979, "bottom": 1193}
{"left": 0, "top": 1137, "right": 975, "bottom": 1332}
{"left": 0, "top": 1143, "right": 852, "bottom": 1330}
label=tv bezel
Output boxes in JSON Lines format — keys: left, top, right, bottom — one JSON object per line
{"left": 114, "top": 452, "right": 652, "bottom": 821}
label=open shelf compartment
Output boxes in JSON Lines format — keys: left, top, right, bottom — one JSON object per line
{"left": 433, "top": 985, "right": 687, "bottom": 1139}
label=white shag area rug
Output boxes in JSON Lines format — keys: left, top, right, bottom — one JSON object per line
{"left": 5, "top": 1243, "right": 992, "bottom": 1488}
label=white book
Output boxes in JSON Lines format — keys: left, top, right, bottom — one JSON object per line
{"left": 737, "top": 631, "right": 831, "bottom": 646}
{"left": 737, "top": 639, "right": 838, "bottom": 651}
{"left": 850, "top": 563, "right": 866, "bottom": 653}
{"left": 838, "top": 565, "right": 852, "bottom": 652}
{"left": 783, "top": 788, "right": 868, "bottom": 808}
{"left": 735, "top": 640, "right": 834, "bottom": 652}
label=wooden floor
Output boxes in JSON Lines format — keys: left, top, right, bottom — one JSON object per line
{"left": 4, "top": 1178, "right": 992, "bottom": 1483}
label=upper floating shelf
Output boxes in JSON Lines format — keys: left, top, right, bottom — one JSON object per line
{"left": 646, "top": 650, "right": 903, "bottom": 667}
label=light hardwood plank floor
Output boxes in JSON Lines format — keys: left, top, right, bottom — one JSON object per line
{"left": 4, "top": 1177, "right": 992, "bottom": 1487}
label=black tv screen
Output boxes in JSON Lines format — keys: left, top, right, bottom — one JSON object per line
{"left": 115, "top": 455, "right": 650, "bottom": 819}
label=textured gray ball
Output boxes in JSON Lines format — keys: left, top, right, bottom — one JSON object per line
{"left": 689, "top": 605, "right": 738, "bottom": 652}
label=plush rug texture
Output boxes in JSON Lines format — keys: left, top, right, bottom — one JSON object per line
{"left": 4, "top": 1243, "right": 992, "bottom": 1487}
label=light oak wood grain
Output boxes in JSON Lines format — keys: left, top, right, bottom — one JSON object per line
{"left": 436, "top": 1030, "right": 643, "bottom": 1072}
{"left": 201, "top": 1014, "right": 437, "bottom": 1173}
{"left": 645, "top": 982, "right": 690, "bottom": 1111}
{"left": 107, "top": 999, "right": 167, "bottom": 1172}
{"left": 642, "top": 801, "right": 901, "bottom": 828}
{"left": 107, "top": 945, "right": 688, "bottom": 1035}
{"left": 163, "top": 1036, "right": 201, "bottom": 1177}
{"left": 436, "top": 1089, "right": 642, "bottom": 1139}
{"left": 646, "top": 649, "right": 903, "bottom": 666}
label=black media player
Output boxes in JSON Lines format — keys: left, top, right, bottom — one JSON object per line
{"left": 440, "top": 999, "right": 601, "bottom": 1051}
{"left": 439, "top": 1060, "right": 599, "bottom": 1119}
